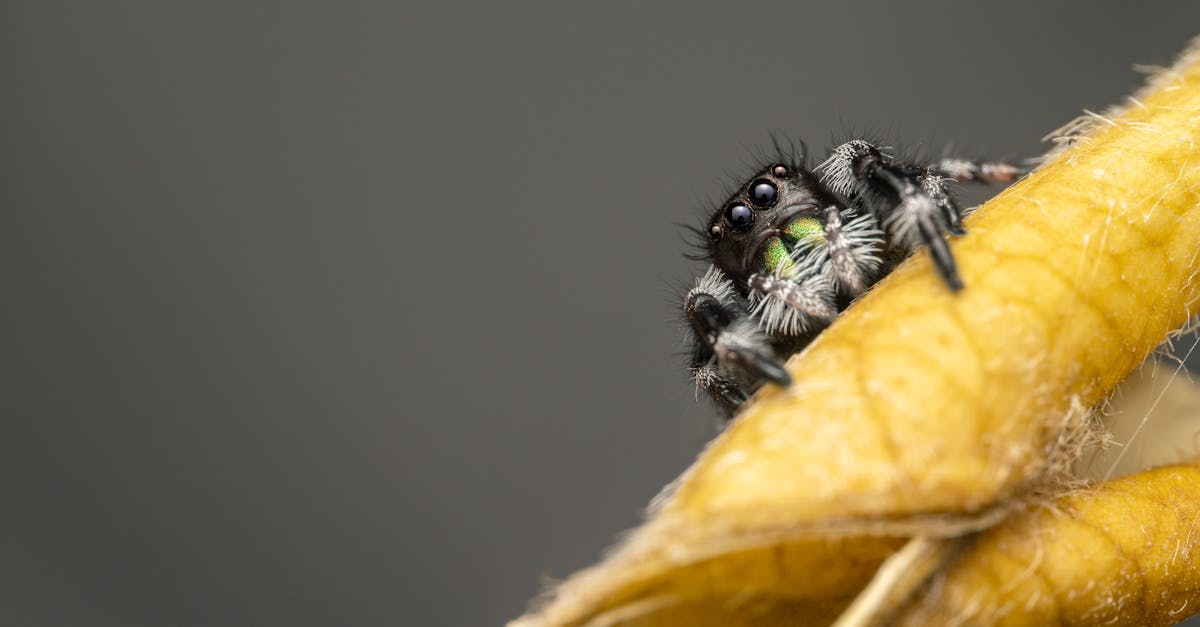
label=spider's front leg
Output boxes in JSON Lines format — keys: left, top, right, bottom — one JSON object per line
{"left": 684, "top": 266, "right": 790, "bottom": 417}
{"left": 817, "top": 140, "right": 1023, "bottom": 291}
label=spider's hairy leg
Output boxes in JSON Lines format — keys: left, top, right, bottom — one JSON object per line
{"left": 919, "top": 159, "right": 1028, "bottom": 237}
{"left": 933, "top": 158, "right": 1028, "bottom": 185}
{"left": 684, "top": 267, "right": 790, "bottom": 415}
{"left": 814, "top": 206, "right": 885, "bottom": 295}
{"left": 917, "top": 172, "right": 966, "bottom": 236}
{"left": 817, "top": 140, "right": 967, "bottom": 291}
{"left": 747, "top": 270, "right": 837, "bottom": 337}
{"left": 689, "top": 361, "right": 747, "bottom": 417}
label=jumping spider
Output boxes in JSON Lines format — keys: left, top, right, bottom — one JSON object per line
{"left": 684, "top": 139, "right": 1024, "bottom": 418}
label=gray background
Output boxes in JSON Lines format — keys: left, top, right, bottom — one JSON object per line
{"left": 4, "top": 2, "right": 1200, "bottom": 626}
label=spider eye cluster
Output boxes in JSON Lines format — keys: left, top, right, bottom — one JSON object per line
{"left": 713, "top": 166, "right": 785, "bottom": 236}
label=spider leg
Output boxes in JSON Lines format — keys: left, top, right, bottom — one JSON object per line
{"left": 684, "top": 267, "right": 790, "bottom": 415}
{"left": 812, "top": 205, "right": 886, "bottom": 296}
{"left": 747, "top": 270, "right": 837, "bottom": 336}
{"left": 919, "top": 172, "right": 966, "bottom": 236}
{"left": 817, "top": 140, "right": 969, "bottom": 291}
{"left": 689, "top": 355, "right": 747, "bottom": 418}
{"left": 933, "top": 158, "right": 1028, "bottom": 185}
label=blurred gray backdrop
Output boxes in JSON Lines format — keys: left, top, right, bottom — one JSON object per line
{"left": 4, "top": 2, "right": 1200, "bottom": 626}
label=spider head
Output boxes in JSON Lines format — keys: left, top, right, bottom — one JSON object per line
{"left": 705, "top": 163, "right": 832, "bottom": 284}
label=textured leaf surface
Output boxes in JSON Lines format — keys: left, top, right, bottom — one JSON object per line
{"left": 897, "top": 463, "right": 1200, "bottom": 626}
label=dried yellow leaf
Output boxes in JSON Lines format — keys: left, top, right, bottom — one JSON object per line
{"left": 897, "top": 463, "right": 1200, "bottom": 626}
{"left": 512, "top": 37, "right": 1200, "bottom": 627}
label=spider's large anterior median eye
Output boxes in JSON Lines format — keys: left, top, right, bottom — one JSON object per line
{"left": 724, "top": 203, "right": 753, "bottom": 231}
{"left": 749, "top": 180, "right": 777, "bottom": 208}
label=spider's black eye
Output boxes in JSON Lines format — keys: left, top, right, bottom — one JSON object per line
{"left": 724, "top": 203, "right": 753, "bottom": 231}
{"left": 749, "top": 179, "right": 777, "bottom": 208}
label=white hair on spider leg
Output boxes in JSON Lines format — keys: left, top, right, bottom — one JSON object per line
{"left": 817, "top": 208, "right": 885, "bottom": 294}
{"left": 712, "top": 318, "right": 774, "bottom": 370}
{"left": 815, "top": 140, "right": 894, "bottom": 198}
{"left": 685, "top": 265, "right": 737, "bottom": 313}
{"left": 815, "top": 147, "right": 860, "bottom": 197}
{"left": 748, "top": 268, "right": 836, "bottom": 336}
{"left": 689, "top": 363, "right": 723, "bottom": 398}
{"left": 884, "top": 189, "right": 939, "bottom": 250}
{"left": 935, "top": 158, "right": 976, "bottom": 180}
